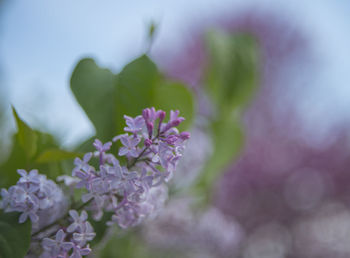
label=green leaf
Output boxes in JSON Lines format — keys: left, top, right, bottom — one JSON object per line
{"left": 36, "top": 149, "right": 82, "bottom": 163}
{"left": 74, "top": 137, "right": 96, "bottom": 153}
{"left": 70, "top": 58, "right": 117, "bottom": 141}
{"left": 0, "top": 131, "right": 74, "bottom": 186}
{"left": 0, "top": 211, "right": 31, "bottom": 258}
{"left": 195, "top": 115, "right": 244, "bottom": 202}
{"left": 70, "top": 54, "right": 195, "bottom": 143}
{"left": 194, "top": 31, "right": 259, "bottom": 203}
{"left": 205, "top": 31, "right": 259, "bottom": 112}
{"left": 88, "top": 211, "right": 113, "bottom": 247}
{"left": 115, "top": 55, "right": 158, "bottom": 134}
{"left": 12, "top": 107, "right": 37, "bottom": 159}
{"left": 154, "top": 81, "right": 195, "bottom": 130}
{"left": 0, "top": 136, "right": 26, "bottom": 188}
{"left": 34, "top": 131, "right": 59, "bottom": 156}
{"left": 98, "top": 231, "right": 153, "bottom": 258}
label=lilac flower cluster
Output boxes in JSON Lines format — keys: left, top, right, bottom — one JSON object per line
{"left": 41, "top": 210, "right": 95, "bottom": 258}
{"left": 0, "top": 107, "right": 189, "bottom": 258}
{"left": 73, "top": 108, "right": 190, "bottom": 228}
{"left": 1, "top": 169, "right": 66, "bottom": 226}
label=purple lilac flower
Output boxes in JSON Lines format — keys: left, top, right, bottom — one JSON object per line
{"left": 124, "top": 115, "right": 145, "bottom": 134}
{"left": 1, "top": 107, "right": 190, "bottom": 258}
{"left": 70, "top": 244, "right": 92, "bottom": 258}
{"left": 18, "top": 200, "right": 39, "bottom": 223}
{"left": 74, "top": 168, "right": 96, "bottom": 190}
{"left": 93, "top": 139, "right": 112, "bottom": 165}
{"left": 72, "top": 221, "right": 96, "bottom": 246}
{"left": 17, "top": 169, "right": 40, "bottom": 187}
{"left": 109, "top": 202, "right": 140, "bottom": 229}
{"left": 57, "top": 175, "right": 80, "bottom": 187}
{"left": 118, "top": 135, "right": 140, "bottom": 157}
{"left": 0, "top": 189, "right": 9, "bottom": 208}
{"left": 162, "top": 110, "right": 185, "bottom": 133}
{"left": 142, "top": 107, "right": 162, "bottom": 138}
{"left": 1, "top": 170, "right": 66, "bottom": 226}
{"left": 42, "top": 229, "right": 73, "bottom": 257}
{"left": 41, "top": 211, "right": 95, "bottom": 258}
{"left": 73, "top": 153, "right": 93, "bottom": 175}
{"left": 72, "top": 108, "right": 189, "bottom": 230}
{"left": 93, "top": 139, "right": 112, "bottom": 153}
{"left": 142, "top": 107, "right": 161, "bottom": 123}
{"left": 67, "top": 210, "right": 88, "bottom": 233}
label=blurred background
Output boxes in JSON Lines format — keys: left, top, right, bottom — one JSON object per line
{"left": 2, "top": 0, "right": 350, "bottom": 257}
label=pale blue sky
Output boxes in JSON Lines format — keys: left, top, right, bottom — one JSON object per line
{"left": 1, "top": 0, "right": 350, "bottom": 147}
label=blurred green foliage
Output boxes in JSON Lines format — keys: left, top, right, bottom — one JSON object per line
{"left": 0, "top": 211, "right": 31, "bottom": 258}
{"left": 92, "top": 32, "right": 259, "bottom": 257}
{"left": 205, "top": 31, "right": 258, "bottom": 111}
{"left": 70, "top": 54, "right": 195, "bottom": 258}
{"left": 12, "top": 107, "right": 38, "bottom": 159}
{"left": 195, "top": 31, "right": 259, "bottom": 203}
{"left": 71, "top": 54, "right": 194, "bottom": 150}
{"left": 0, "top": 108, "right": 80, "bottom": 188}
{"left": 0, "top": 28, "right": 258, "bottom": 257}
{"left": 71, "top": 59, "right": 116, "bottom": 142}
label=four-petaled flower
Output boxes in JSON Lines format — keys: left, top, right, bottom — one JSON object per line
{"left": 67, "top": 210, "right": 88, "bottom": 233}
{"left": 73, "top": 221, "right": 96, "bottom": 246}
{"left": 124, "top": 115, "right": 145, "bottom": 134}
{"left": 73, "top": 153, "right": 93, "bottom": 175}
{"left": 70, "top": 244, "right": 92, "bottom": 258}
{"left": 17, "top": 169, "right": 40, "bottom": 186}
{"left": 118, "top": 135, "right": 140, "bottom": 157}
{"left": 42, "top": 229, "right": 73, "bottom": 256}
{"left": 93, "top": 139, "right": 112, "bottom": 153}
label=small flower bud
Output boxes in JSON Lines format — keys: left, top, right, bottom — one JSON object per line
{"left": 146, "top": 121, "right": 154, "bottom": 139}
{"left": 158, "top": 110, "right": 166, "bottom": 121}
{"left": 142, "top": 108, "right": 150, "bottom": 121}
{"left": 144, "top": 138, "right": 153, "bottom": 147}
{"left": 180, "top": 132, "right": 191, "bottom": 140}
